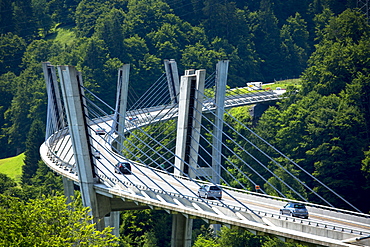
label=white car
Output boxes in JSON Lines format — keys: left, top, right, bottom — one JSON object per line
{"left": 198, "top": 184, "right": 222, "bottom": 200}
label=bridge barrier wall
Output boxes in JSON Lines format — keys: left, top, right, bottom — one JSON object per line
{"left": 229, "top": 189, "right": 370, "bottom": 227}
{"left": 267, "top": 216, "right": 362, "bottom": 243}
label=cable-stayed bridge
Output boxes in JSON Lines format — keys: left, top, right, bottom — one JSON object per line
{"left": 40, "top": 60, "right": 370, "bottom": 247}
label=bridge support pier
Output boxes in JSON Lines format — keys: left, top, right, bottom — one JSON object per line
{"left": 171, "top": 214, "right": 193, "bottom": 247}
{"left": 105, "top": 211, "right": 120, "bottom": 237}
{"left": 62, "top": 177, "right": 75, "bottom": 204}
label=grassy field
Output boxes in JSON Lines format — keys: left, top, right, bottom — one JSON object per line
{"left": 46, "top": 24, "right": 76, "bottom": 45}
{"left": 0, "top": 153, "right": 24, "bottom": 184}
{"left": 222, "top": 78, "right": 301, "bottom": 96}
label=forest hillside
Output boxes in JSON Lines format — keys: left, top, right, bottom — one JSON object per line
{"left": 0, "top": 1, "right": 369, "bottom": 245}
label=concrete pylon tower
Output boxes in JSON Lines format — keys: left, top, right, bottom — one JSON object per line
{"left": 164, "top": 59, "right": 180, "bottom": 104}
{"left": 57, "top": 65, "right": 104, "bottom": 230}
{"left": 211, "top": 60, "right": 229, "bottom": 184}
{"left": 112, "top": 64, "right": 130, "bottom": 143}
{"left": 172, "top": 69, "right": 206, "bottom": 247}
{"left": 174, "top": 69, "right": 206, "bottom": 177}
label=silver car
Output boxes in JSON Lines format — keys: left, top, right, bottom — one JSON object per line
{"left": 198, "top": 184, "right": 222, "bottom": 200}
{"left": 280, "top": 202, "right": 309, "bottom": 219}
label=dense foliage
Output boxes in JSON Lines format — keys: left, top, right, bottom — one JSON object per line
{"left": 0, "top": 0, "right": 360, "bottom": 159}
{"left": 0, "top": 194, "right": 119, "bottom": 246}
{"left": 0, "top": 0, "right": 369, "bottom": 245}
{"left": 192, "top": 226, "right": 305, "bottom": 247}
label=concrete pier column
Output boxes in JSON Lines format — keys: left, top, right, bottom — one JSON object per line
{"left": 105, "top": 211, "right": 120, "bottom": 237}
{"left": 58, "top": 65, "right": 104, "bottom": 230}
{"left": 171, "top": 214, "right": 193, "bottom": 247}
{"left": 62, "top": 176, "right": 75, "bottom": 204}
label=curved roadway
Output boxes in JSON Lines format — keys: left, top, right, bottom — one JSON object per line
{"left": 40, "top": 91, "right": 370, "bottom": 247}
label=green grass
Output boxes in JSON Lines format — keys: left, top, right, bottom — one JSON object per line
{"left": 54, "top": 27, "right": 76, "bottom": 45}
{"left": 46, "top": 24, "right": 76, "bottom": 46}
{"left": 267, "top": 78, "right": 302, "bottom": 90}
{"left": 223, "top": 78, "right": 302, "bottom": 96}
{"left": 0, "top": 153, "right": 24, "bottom": 184}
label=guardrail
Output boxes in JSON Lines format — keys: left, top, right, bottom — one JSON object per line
{"left": 43, "top": 96, "right": 370, "bottom": 239}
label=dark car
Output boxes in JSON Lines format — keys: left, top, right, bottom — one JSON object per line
{"left": 93, "top": 150, "right": 101, "bottom": 159}
{"left": 114, "top": 162, "right": 131, "bottom": 174}
{"left": 95, "top": 127, "right": 105, "bottom": 135}
{"left": 280, "top": 202, "right": 309, "bottom": 219}
{"left": 198, "top": 184, "right": 222, "bottom": 200}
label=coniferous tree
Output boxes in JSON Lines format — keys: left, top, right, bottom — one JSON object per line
{"left": 0, "top": 33, "right": 27, "bottom": 75}
{"left": 0, "top": 0, "right": 14, "bottom": 34}
{"left": 22, "top": 119, "right": 44, "bottom": 184}
{"left": 12, "top": 0, "right": 37, "bottom": 41}
{"left": 94, "top": 8, "right": 125, "bottom": 60}
{"left": 253, "top": 0, "right": 283, "bottom": 81}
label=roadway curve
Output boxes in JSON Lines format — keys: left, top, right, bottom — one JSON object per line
{"left": 40, "top": 92, "right": 370, "bottom": 247}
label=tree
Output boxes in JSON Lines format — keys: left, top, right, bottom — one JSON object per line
{"left": 202, "top": 0, "right": 248, "bottom": 45}
{"left": 31, "top": 0, "right": 52, "bottom": 37}
{"left": 47, "top": 0, "right": 80, "bottom": 25}
{"left": 252, "top": 0, "right": 283, "bottom": 81}
{"left": 123, "top": 0, "right": 172, "bottom": 38}
{"left": 0, "top": 0, "right": 14, "bottom": 34}
{"left": 344, "top": 71, "right": 370, "bottom": 147}
{"left": 192, "top": 234, "right": 217, "bottom": 247}
{"left": 120, "top": 209, "right": 171, "bottom": 246}
{"left": 0, "top": 173, "right": 18, "bottom": 195}
{"left": 4, "top": 75, "right": 32, "bottom": 155}
{"left": 0, "top": 195, "right": 119, "bottom": 246}
{"left": 122, "top": 35, "right": 162, "bottom": 97}
{"left": 75, "top": 0, "right": 110, "bottom": 37}
{"left": 0, "top": 33, "right": 27, "bottom": 75}
{"left": 12, "top": 0, "right": 37, "bottom": 41}
{"left": 280, "top": 13, "right": 310, "bottom": 78}
{"left": 146, "top": 16, "right": 191, "bottom": 61}
{"left": 180, "top": 42, "right": 226, "bottom": 73}
{"left": 0, "top": 72, "right": 17, "bottom": 158}
{"left": 94, "top": 8, "right": 125, "bottom": 59}
{"left": 22, "top": 119, "right": 45, "bottom": 184}
{"left": 22, "top": 161, "right": 63, "bottom": 199}
{"left": 302, "top": 9, "right": 370, "bottom": 96}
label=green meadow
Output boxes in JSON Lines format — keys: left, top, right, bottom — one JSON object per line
{"left": 0, "top": 153, "right": 24, "bottom": 184}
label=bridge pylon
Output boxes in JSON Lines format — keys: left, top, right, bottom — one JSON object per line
{"left": 112, "top": 64, "right": 130, "bottom": 141}
{"left": 172, "top": 69, "right": 206, "bottom": 247}
{"left": 56, "top": 65, "right": 106, "bottom": 229}
{"left": 212, "top": 60, "right": 229, "bottom": 184}
{"left": 164, "top": 59, "right": 180, "bottom": 104}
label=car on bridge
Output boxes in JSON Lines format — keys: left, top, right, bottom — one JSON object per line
{"left": 114, "top": 161, "right": 132, "bottom": 174}
{"left": 280, "top": 202, "right": 309, "bottom": 219}
{"left": 95, "top": 127, "right": 106, "bottom": 135}
{"left": 93, "top": 150, "right": 101, "bottom": 159}
{"left": 198, "top": 184, "right": 222, "bottom": 200}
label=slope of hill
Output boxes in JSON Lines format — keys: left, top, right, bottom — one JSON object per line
{"left": 0, "top": 153, "right": 24, "bottom": 184}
